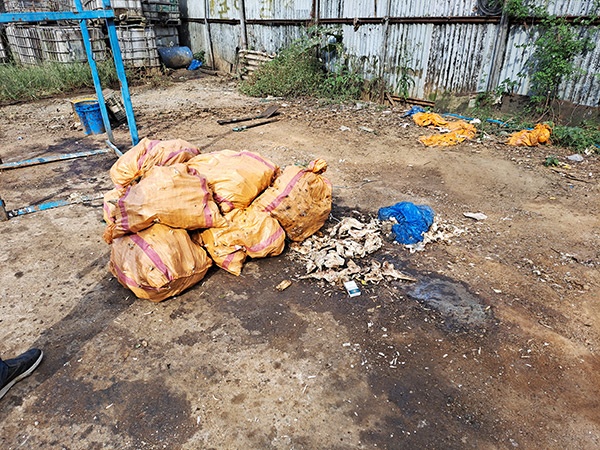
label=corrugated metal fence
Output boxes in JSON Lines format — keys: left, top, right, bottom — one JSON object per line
{"left": 179, "top": 0, "right": 600, "bottom": 107}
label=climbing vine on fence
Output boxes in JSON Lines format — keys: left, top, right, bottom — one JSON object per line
{"left": 504, "top": 0, "right": 599, "bottom": 116}
{"left": 529, "top": 15, "right": 593, "bottom": 109}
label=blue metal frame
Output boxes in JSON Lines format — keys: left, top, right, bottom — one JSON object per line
{"left": 0, "top": 10, "right": 115, "bottom": 22}
{"left": 0, "top": 2, "right": 139, "bottom": 146}
{"left": 0, "top": 148, "right": 112, "bottom": 170}
{"left": 7, "top": 193, "right": 105, "bottom": 218}
{"left": 0, "top": 4, "right": 140, "bottom": 220}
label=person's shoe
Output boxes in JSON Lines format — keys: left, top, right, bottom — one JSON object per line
{"left": 0, "top": 348, "right": 43, "bottom": 401}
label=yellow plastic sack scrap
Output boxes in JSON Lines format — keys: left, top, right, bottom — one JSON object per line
{"left": 252, "top": 159, "right": 332, "bottom": 242}
{"left": 104, "top": 163, "right": 226, "bottom": 243}
{"left": 413, "top": 112, "right": 448, "bottom": 127}
{"left": 507, "top": 123, "right": 551, "bottom": 146}
{"left": 418, "top": 120, "right": 477, "bottom": 147}
{"left": 186, "top": 150, "right": 279, "bottom": 213}
{"left": 109, "top": 223, "right": 212, "bottom": 302}
{"left": 110, "top": 138, "right": 200, "bottom": 190}
{"left": 198, "top": 207, "right": 286, "bottom": 276}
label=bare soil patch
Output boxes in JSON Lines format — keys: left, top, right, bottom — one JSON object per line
{"left": 0, "top": 73, "right": 599, "bottom": 449}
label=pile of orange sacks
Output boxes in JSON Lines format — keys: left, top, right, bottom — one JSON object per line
{"left": 103, "top": 138, "right": 332, "bottom": 302}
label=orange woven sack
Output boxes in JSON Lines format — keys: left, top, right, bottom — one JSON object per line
{"left": 187, "top": 150, "right": 279, "bottom": 213}
{"left": 192, "top": 229, "right": 246, "bottom": 276}
{"left": 104, "top": 163, "right": 226, "bottom": 243}
{"left": 252, "top": 159, "right": 332, "bottom": 242}
{"left": 110, "top": 138, "right": 200, "bottom": 189}
{"left": 419, "top": 120, "right": 477, "bottom": 147}
{"left": 198, "top": 207, "right": 285, "bottom": 276}
{"left": 102, "top": 188, "right": 121, "bottom": 225}
{"left": 109, "top": 223, "right": 212, "bottom": 302}
{"left": 507, "top": 124, "right": 551, "bottom": 146}
{"left": 413, "top": 112, "right": 448, "bottom": 127}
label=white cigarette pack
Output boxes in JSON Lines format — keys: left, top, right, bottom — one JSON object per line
{"left": 344, "top": 280, "right": 361, "bottom": 297}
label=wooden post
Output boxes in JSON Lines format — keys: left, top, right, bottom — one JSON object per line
{"left": 239, "top": 0, "right": 248, "bottom": 50}
{"left": 204, "top": 0, "right": 215, "bottom": 68}
{"left": 379, "top": 0, "right": 392, "bottom": 102}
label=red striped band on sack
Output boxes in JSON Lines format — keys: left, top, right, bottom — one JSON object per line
{"left": 237, "top": 151, "right": 277, "bottom": 170}
{"left": 137, "top": 140, "right": 160, "bottom": 170}
{"left": 213, "top": 192, "right": 235, "bottom": 211}
{"left": 221, "top": 251, "right": 238, "bottom": 270}
{"left": 129, "top": 234, "right": 174, "bottom": 281}
{"left": 117, "top": 185, "right": 132, "bottom": 232}
{"left": 103, "top": 202, "right": 114, "bottom": 224}
{"left": 247, "top": 226, "right": 284, "bottom": 254}
{"left": 262, "top": 168, "right": 306, "bottom": 213}
{"left": 188, "top": 167, "right": 215, "bottom": 228}
{"left": 163, "top": 147, "right": 200, "bottom": 165}
{"left": 112, "top": 262, "right": 160, "bottom": 291}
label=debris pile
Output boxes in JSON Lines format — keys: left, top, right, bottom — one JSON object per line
{"left": 412, "top": 112, "right": 477, "bottom": 147}
{"left": 103, "top": 138, "right": 332, "bottom": 302}
{"left": 290, "top": 217, "right": 415, "bottom": 284}
{"left": 404, "top": 219, "right": 466, "bottom": 253}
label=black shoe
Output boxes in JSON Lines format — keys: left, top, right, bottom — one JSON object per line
{"left": 0, "top": 348, "right": 43, "bottom": 401}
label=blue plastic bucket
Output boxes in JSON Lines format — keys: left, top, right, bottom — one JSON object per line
{"left": 73, "top": 100, "right": 105, "bottom": 135}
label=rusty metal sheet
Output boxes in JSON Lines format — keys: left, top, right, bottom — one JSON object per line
{"left": 244, "top": 0, "right": 312, "bottom": 20}
{"left": 422, "top": 23, "right": 497, "bottom": 96}
{"left": 246, "top": 24, "right": 305, "bottom": 53}
{"left": 389, "top": 0, "right": 481, "bottom": 17}
{"left": 321, "top": 0, "right": 482, "bottom": 18}
{"left": 180, "top": 0, "right": 600, "bottom": 106}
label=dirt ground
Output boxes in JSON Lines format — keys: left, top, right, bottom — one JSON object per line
{"left": 0, "top": 72, "right": 599, "bottom": 449}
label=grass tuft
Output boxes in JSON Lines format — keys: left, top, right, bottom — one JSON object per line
{"left": 240, "top": 27, "right": 363, "bottom": 102}
{"left": 0, "top": 61, "right": 118, "bottom": 103}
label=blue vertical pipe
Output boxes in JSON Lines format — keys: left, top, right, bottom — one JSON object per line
{"left": 103, "top": 0, "right": 139, "bottom": 146}
{"left": 73, "top": 0, "right": 114, "bottom": 143}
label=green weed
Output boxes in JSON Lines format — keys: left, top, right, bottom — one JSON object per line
{"left": 240, "top": 27, "right": 363, "bottom": 101}
{"left": 543, "top": 155, "right": 560, "bottom": 166}
{"left": 0, "top": 61, "right": 118, "bottom": 103}
{"left": 552, "top": 125, "right": 600, "bottom": 153}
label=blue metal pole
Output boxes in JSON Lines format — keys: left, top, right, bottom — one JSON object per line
{"left": 103, "top": 0, "right": 139, "bottom": 146}
{"left": 7, "top": 193, "right": 105, "bottom": 219}
{"left": 105, "top": 139, "right": 124, "bottom": 157}
{"left": 72, "top": 0, "right": 114, "bottom": 142}
{"left": 0, "top": 148, "right": 112, "bottom": 170}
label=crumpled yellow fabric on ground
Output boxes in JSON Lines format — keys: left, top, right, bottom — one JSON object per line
{"left": 418, "top": 120, "right": 477, "bottom": 147}
{"left": 507, "top": 123, "right": 552, "bottom": 146}
{"left": 412, "top": 112, "right": 448, "bottom": 127}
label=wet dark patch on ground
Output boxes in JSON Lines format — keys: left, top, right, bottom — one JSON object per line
{"left": 76, "top": 251, "right": 110, "bottom": 279}
{"left": 29, "top": 375, "right": 195, "bottom": 448}
{"left": 0, "top": 144, "right": 116, "bottom": 208}
{"left": 0, "top": 276, "right": 134, "bottom": 420}
{"left": 207, "top": 259, "right": 310, "bottom": 354}
{"left": 205, "top": 214, "right": 507, "bottom": 448}
{"left": 408, "top": 274, "right": 494, "bottom": 331}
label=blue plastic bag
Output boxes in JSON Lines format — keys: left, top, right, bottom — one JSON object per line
{"left": 378, "top": 202, "right": 435, "bottom": 244}
{"left": 187, "top": 59, "right": 203, "bottom": 71}
{"left": 402, "top": 105, "right": 426, "bottom": 117}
